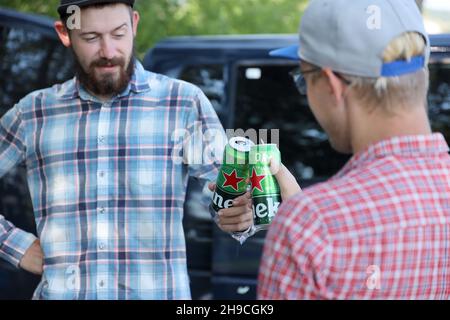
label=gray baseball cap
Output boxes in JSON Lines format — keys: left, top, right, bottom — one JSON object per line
{"left": 270, "top": 0, "right": 430, "bottom": 78}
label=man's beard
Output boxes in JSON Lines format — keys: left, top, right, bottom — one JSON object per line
{"left": 72, "top": 49, "right": 135, "bottom": 97}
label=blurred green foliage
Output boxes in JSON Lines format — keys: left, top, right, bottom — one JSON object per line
{"left": 0, "top": 0, "right": 307, "bottom": 58}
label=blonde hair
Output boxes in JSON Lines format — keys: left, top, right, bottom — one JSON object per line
{"left": 344, "top": 32, "right": 429, "bottom": 114}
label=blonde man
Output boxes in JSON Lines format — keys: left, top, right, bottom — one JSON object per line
{"left": 259, "top": 0, "right": 450, "bottom": 299}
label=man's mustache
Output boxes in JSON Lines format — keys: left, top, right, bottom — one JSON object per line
{"left": 90, "top": 57, "right": 125, "bottom": 68}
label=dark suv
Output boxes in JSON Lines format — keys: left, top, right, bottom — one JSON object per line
{"left": 1, "top": 7, "right": 450, "bottom": 300}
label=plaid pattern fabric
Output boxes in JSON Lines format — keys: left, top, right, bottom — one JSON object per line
{"left": 0, "top": 61, "right": 224, "bottom": 300}
{"left": 258, "top": 134, "right": 450, "bottom": 300}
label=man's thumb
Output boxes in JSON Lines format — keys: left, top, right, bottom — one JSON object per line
{"left": 208, "top": 182, "right": 216, "bottom": 192}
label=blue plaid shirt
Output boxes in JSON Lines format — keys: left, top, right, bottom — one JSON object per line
{"left": 0, "top": 60, "right": 224, "bottom": 299}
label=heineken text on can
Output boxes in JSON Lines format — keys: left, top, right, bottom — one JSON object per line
{"left": 210, "top": 137, "right": 255, "bottom": 212}
{"left": 249, "top": 144, "right": 282, "bottom": 230}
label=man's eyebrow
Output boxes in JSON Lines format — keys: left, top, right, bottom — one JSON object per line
{"left": 80, "top": 23, "right": 128, "bottom": 36}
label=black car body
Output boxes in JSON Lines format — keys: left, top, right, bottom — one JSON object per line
{"left": 1, "top": 7, "right": 450, "bottom": 300}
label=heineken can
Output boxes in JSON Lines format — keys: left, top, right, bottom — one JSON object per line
{"left": 249, "top": 144, "right": 282, "bottom": 231}
{"left": 210, "top": 137, "right": 255, "bottom": 214}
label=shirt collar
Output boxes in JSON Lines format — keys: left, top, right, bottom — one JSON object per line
{"left": 127, "top": 59, "right": 152, "bottom": 94}
{"left": 336, "top": 134, "right": 450, "bottom": 178}
{"left": 58, "top": 59, "right": 151, "bottom": 102}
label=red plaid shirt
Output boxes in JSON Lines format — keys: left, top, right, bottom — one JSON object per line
{"left": 258, "top": 134, "right": 450, "bottom": 300}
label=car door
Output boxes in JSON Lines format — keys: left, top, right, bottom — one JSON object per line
{"left": 0, "top": 9, "right": 74, "bottom": 299}
{"left": 428, "top": 44, "right": 450, "bottom": 147}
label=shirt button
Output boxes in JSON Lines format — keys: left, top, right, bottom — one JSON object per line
{"left": 99, "top": 207, "right": 105, "bottom": 214}
{"left": 99, "top": 136, "right": 105, "bottom": 143}
{"left": 99, "top": 171, "right": 105, "bottom": 178}
{"left": 99, "top": 280, "right": 105, "bottom": 288}
{"left": 99, "top": 243, "right": 106, "bottom": 250}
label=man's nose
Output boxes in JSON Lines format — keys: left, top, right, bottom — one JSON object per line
{"left": 99, "top": 37, "right": 116, "bottom": 60}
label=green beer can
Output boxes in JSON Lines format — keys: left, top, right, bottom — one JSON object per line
{"left": 249, "top": 144, "right": 282, "bottom": 231}
{"left": 210, "top": 137, "right": 254, "bottom": 214}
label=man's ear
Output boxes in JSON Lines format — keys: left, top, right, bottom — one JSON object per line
{"left": 54, "top": 21, "right": 71, "bottom": 47}
{"left": 132, "top": 11, "right": 140, "bottom": 37}
{"left": 323, "top": 68, "right": 347, "bottom": 104}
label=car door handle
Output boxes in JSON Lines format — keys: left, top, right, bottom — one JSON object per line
{"left": 237, "top": 286, "right": 250, "bottom": 295}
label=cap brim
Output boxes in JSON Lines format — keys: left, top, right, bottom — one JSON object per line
{"left": 269, "top": 45, "right": 300, "bottom": 60}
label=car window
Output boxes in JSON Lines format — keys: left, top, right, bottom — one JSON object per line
{"left": 0, "top": 24, "right": 74, "bottom": 114}
{"left": 429, "top": 62, "right": 450, "bottom": 139}
{"left": 0, "top": 23, "right": 74, "bottom": 241}
{"left": 0, "top": 23, "right": 75, "bottom": 299}
{"left": 233, "top": 64, "right": 350, "bottom": 185}
{"left": 178, "top": 64, "right": 226, "bottom": 123}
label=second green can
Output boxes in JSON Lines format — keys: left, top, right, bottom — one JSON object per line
{"left": 249, "top": 144, "right": 282, "bottom": 231}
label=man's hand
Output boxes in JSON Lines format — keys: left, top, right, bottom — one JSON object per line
{"left": 270, "top": 160, "right": 302, "bottom": 201}
{"left": 19, "top": 239, "right": 43, "bottom": 275}
{"left": 208, "top": 183, "right": 253, "bottom": 233}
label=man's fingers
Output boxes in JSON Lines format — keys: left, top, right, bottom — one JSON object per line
{"left": 219, "top": 209, "right": 253, "bottom": 225}
{"left": 216, "top": 193, "right": 254, "bottom": 232}
{"left": 208, "top": 182, "right": 216, "bottom": 192}
{"left": 219, "top": 219, "right": 253, "bottom": 226}
{"left": 219, "top": 217, "right": 253, "bottom": 233}
{"left": 232, "top": 192, "right": 251, "bottom": 206}
{"left": 31, "top": 261, "right": 44, "bottom": 275}
{"left": 269, "top": 157, "right": 282, "bottom": 176}
{"left": 20, "top": 240, "right": 44, "bottom": 276}
{"left": 217, "top": 192, "right": 252, "bottom": 218}
{"left": 219, "top": 203, "right": 251, "bottom": 218}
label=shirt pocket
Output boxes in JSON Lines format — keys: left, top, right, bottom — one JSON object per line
{"left": 127, "top": 160, "right": 159, "bottom": 196}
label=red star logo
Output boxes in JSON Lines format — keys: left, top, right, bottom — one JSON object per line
{"left": 250, "top": 168, "right": 265, "bottom": 192}
{"left": 222, "top": 170, "right": 244, "bottom": 191}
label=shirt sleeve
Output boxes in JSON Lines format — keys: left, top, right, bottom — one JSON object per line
{"left": 185, "top": 88, "right": 226, "bottom": 182}
{"left": 182, "top": 87, "right": 254, "bottom": 242}
{"left": 257, "top": 196, "right": 330, "bottom": 300}
{"left": 0, "top": 104, "right": 37, "bottom": 267}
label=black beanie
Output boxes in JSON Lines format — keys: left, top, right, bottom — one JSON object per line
{"left": 58, "top": 0, "right": 135, "bottom": 17}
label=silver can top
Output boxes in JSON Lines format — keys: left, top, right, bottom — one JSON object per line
{"left": 229, "top": 137, "right": 255, "bottom": 153}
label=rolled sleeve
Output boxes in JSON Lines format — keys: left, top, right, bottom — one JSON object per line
{"left": 0, "top": 103, "right": 35, "bottom": 267}
{"left": 186, "top": 89, "right": 226, "bottom": 182}
{"left": 0, "top": 218, "right": 37, "bottom": 267}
